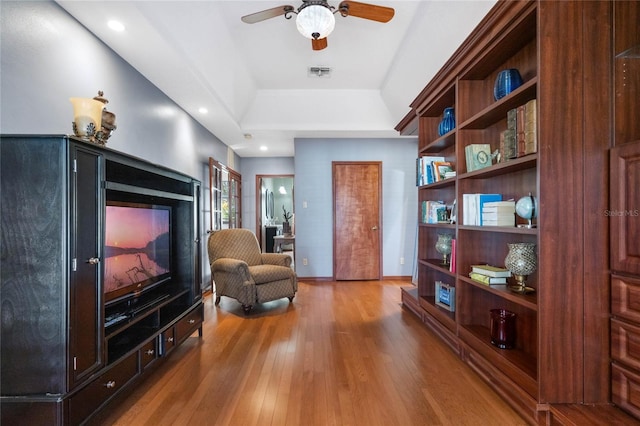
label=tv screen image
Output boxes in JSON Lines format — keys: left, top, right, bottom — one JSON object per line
{"left": 104, "top": 203, "right": 171, "bottom": 303}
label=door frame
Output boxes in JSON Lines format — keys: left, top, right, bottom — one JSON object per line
{"left": 255, "top": 174, "right": 294, "bottom": 251}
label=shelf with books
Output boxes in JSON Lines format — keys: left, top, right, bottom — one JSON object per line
{"left": 457, "top": 225, "right": 537, "bottom": 235}
{"left": 459, "top": 276, "right": 537, "bottom": 311}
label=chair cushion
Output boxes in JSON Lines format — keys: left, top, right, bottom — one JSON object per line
{"left": 248, "top": 264, "right": 293, "bottom": 284}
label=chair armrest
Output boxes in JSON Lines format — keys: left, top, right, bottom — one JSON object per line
{"left": 261, "top": 253, "right": 292, "bottom": 267}
{"left": 212, "top": 258, "right": 251, "bottom": 280}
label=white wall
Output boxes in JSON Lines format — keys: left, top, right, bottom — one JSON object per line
{"left": 293, "top": 138, "right": 418, "bottom": 279}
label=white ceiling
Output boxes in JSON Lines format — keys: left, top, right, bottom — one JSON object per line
{"left": 56, "top": 0, "right": 497, "bottom": 157}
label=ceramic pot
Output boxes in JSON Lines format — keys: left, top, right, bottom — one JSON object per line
{"left": 494, "top": 69, "right": 523, "bottom": 100}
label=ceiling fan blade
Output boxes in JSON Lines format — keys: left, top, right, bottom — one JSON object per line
{"left": 312, "top": 37, "right": 328, "bottom": 51}
{"left": 241, "top": 5, "right": 295, "bottom": 24}
{"left": 338, "top": 1, "right": 394, "bottom": 23}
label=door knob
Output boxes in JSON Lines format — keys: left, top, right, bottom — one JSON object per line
{"left": 371, "top": 226, "right": 378, "bottom": 230}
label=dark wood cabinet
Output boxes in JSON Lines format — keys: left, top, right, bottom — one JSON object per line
{"left": 610, "top": 2, "right": 640, "bottom": 419}
{"left": 0, "top": 135, "right": 203, "bottom": 425}
{"left": 397, "top": 1, "right": 615, "bottom": 423}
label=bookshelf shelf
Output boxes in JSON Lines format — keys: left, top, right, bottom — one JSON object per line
{"left": 459, "top": 277, "right": 538, "bottom": 311}
{"left": 419, "top": 296, "right": 456, "bottom": 328}
{"left": 420, "top": 132, "right": 456, "bottom": 154}
{"left": 458, "top": 225, "right": 538, "bottom": 235}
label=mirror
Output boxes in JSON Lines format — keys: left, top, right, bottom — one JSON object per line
{"left": 257, "top": 175, "right": 294, "bottom": 252}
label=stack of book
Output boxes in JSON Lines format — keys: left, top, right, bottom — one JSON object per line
{"left": 416, "top": 155, "right": 444, "bottom": 186}
{"left": 499, "top": 99, "right": 537, "bottom": 162}
{"left": 462, "top": 193, "right": 502, "bottom": 226}
{"left": 482, "top": 200, "right": 515, "bottom": 227}
{"left": 469, "top": 264, "right": 511, "bottom": 286}
{"left": 421, "top": 200, "right": 447, "bottom": 224}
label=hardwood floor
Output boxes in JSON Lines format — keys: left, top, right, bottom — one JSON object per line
{"left": 90, "top": 280, "right": 527, "bottom": 425}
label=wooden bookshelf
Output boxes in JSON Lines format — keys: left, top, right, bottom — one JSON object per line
{"left": 397, "top": 0, "right": 616, "bottom": 423}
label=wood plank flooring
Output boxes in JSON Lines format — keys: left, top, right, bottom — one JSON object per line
{"left": 89, "top": 280, "right": 527, "bottom": 425}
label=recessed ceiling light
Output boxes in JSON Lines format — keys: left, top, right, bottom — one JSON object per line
{"left": 244, "top": 133, "right": 253, "bottom": 139}
{"left": 198, "top": 107, "right": 208, "bottom": 114}
{"left": 107, "top": 20, "right": 125, "bottom": 32}
{"left": 260, "top": 146, "right": 268, "bottom": 151}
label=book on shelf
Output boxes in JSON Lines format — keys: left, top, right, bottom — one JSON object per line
{"left": 524, "top": 99, "right": 537, "bottom": 155}
{"left": 462, "top": 193, "right": 502, "bottom": 226}
{"left": 432, "top": 161, "right": 454, "bottom": 182}
{"left": 470, "top": 264, "right": 512, "bottom": 278}
{"left": 468, "top": 271, "right": 507, "bottom": 285}
{"left": 482, "top": 200, "right": 515, "bottom": 226}
{"left": 416, "top": 156, "right": 445, "bottom": 186}
{"left": 421, "top": 200, "right": 447, "bottom": 224}
{"left": 465, "top": 143, "right": 492, "bottom": 172}
{"left": 516, "top": 105, "right": 527, "bottom": 157}
{"left": 449, "top": 238, "right": 456, "bottom": 273}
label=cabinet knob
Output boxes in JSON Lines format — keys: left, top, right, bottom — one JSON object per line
{"left": 105, "top": 380, "right": 116, "bottom": 389}
{"left": 87, "top": 257, "right": 100, "bottom": 265}
{"left": 146, "top": 349, "right": 155, "bottom": 356}
{"left": 189, "top": 319, "right": 195, "bottom": 324}
{"left": 167, "top": 337, "right": 174, "bottom": 343}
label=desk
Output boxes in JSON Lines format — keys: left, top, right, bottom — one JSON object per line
{"left": 273, "top": 235, "right": 295, "bottom": 260}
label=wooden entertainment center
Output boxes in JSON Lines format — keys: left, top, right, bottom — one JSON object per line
{"left": 397, "top": 1, "right": 639, "bottom": 424}
{"left": 1, "top": 135, "right": 203, "bottom": 425}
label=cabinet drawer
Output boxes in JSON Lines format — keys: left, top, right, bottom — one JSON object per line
{"left": 612, "top": 318, "right": 640, "bottom": 371}
{"left": 612, "top": 275, "right": 640, "bottom": 323}
{"left": 162, "top": 327, "right": 176, "bottom": 355}
{"left": 68, "top": 352, "right": 137, "bottom": 425}
{"left": 140, "top": 339, "right": 158, "bottom": 370}
{"left": 612, "top": 363, "right": 640, "bottom": 419}
{"left": 175, "top": 305, "right": 203, "bottom": 344}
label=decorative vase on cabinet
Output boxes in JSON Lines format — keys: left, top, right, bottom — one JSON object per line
{"left": 504, "top": 242, "right": 537, "bottom": 294}
{"left": 437, "top": 107, "right": 455, "bottom": 136}
{"left": 493, "top": 68, "right": 523, "bottom": 100}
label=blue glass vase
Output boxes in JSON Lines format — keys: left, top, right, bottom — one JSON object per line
{"left": 438, "top": 107, "right": 455, "bottom": 136}
{"left": 494, "top": 69, "right": 523, "bottom": 100}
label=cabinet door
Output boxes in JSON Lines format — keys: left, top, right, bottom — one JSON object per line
{"left": 610, "top": 141, "right": 640, "bottom": 275}
{"left": 68, "top": 144, "right": 104, "bottom": 387}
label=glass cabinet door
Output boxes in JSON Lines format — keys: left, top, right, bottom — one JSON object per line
{"left": 208, "top": 157, "right": 241, "bottom": 231}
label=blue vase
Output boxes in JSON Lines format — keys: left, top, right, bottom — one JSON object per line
{"left": 438, "top": 107, "right": 455, "bottom": 136}
{"left": 494, "top": 69, "right": 523, "bottom": 100}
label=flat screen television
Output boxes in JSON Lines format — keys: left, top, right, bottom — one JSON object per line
{"left": 104, "top": 201, "right": 172, "bottom": 304}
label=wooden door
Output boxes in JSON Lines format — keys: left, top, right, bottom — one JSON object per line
{"left": 333, "top": 162, "right": 382, "bottom": 280}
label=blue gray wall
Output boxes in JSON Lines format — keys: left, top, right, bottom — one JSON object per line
{"left": 294, "top": 138, "right": 418, "bottom": 279}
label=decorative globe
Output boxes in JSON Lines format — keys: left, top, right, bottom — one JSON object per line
{"left": 515, "top": 193, "right": 538, "bottom": 228}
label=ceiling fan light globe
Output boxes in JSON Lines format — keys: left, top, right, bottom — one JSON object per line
{"left": 296, "top": 4, "right": 335, "bottom": 40}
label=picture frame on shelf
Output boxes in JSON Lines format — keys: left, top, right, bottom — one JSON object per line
{"left": 435, "top": 281, "right": 455, "bottom": 312}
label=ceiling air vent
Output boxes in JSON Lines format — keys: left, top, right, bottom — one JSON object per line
{"left": 308, "top": 66, "right": 331, "bottom": 78}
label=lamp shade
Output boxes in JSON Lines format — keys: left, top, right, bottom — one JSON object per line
{"left": 296, "top": 4, "right": 335, "bottom": 40}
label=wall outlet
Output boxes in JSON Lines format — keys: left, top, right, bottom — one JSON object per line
{"left": 400, "top": 257, "right": 405, "bottom": 265}
{"left": 302, "top": 258, "right": 308, "bottom": 266}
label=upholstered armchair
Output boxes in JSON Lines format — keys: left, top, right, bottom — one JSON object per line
{"left": 207, "top": 229, "right": 297, "bottom": 313}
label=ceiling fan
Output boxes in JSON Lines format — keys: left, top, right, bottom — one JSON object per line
{"left": 241, "top": 1, "right": 395, "bottom": 50}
